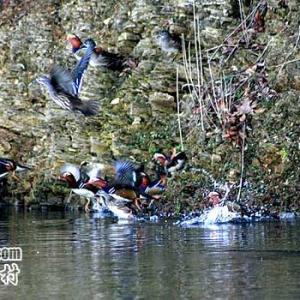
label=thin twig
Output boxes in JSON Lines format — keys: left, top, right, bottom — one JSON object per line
{"left": 238, "top": 0, "right": 250, "bottom": 47}
{"left": 236, "top": 123, "right": 246, "bottom": 202}
{"left": 273, "top": 58, "right": 300, "bottom": 68}
{"left": 254, "top": 37, "right": 273, "bottom": 64}
{"left": 206, "top": 1, "right": 264, "bottom": 62}
{"left": 193, "top": 4, "right": 205, "bottom": 131}
{"left": 176, "top": 67, "right": 184, "bottom": 151}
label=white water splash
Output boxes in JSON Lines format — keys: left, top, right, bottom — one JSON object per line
{"left": 180, "top": 205, "right": 240, "bottom": 226}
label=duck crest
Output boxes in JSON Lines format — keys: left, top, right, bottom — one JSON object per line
{"left": 60, "top": 163, "right": 81, "bottom": 182}
{"left": 60, "top": 172, "right": 77, "bottom": 188}
{"left": 66, "top": 34, "right": 82, "bottom": 53}
{"left": 139, "top": 171, "right": 151, "bottom": 188}
{"left": 94, "top": 46, "right": 104, "bottom": 53}
{"left": 153, "top": 153, "right": 167, "bottom": 166}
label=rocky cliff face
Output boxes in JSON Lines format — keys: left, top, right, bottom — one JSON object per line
{"left": 0, "top": 0, "right": 300, "bottom": 211}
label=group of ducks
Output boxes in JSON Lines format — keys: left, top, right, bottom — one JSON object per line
{"left": 1, "top": 154, "right": 287, "bottom": 223}
{"left": 33, "top": 31, "right": 184, "bottom": 218}
{"left": 36, "top": 30, "right": 182, "bottom": 117}
{"left": 1, "top": 30, "right": 185, "bottom": 219}
{"left": 59, "top": 147, "right": 187, "bottom": 219}
{"left": 1, "top": 153, "right": 287, "bottom": 223}
{"left": 0, "top": 146, "right": 188, "bottom": 220}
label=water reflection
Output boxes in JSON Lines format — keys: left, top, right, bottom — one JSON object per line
{"left": 0, "top": 208, "right": 299, "bottom": 299}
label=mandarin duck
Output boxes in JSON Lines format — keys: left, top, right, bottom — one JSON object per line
{"left": 66, "top": 34, "right": 137, "bottom": 72}
{"left": 59, "top": 163, "right": 91, "bottom": 193}
{"left": 96, "top": 192, "right": 135, "bottom": 219}
{"left": 37, "top": 39, "right": 99, "bottom": 116}
{"left": 138, "top": 170, "right": 166, "bottom": 207}
{"left": 59, "top": 163, "right": 103, "bottom": 212}
{"left": 206, "top": 192, "right": 221, "bottom": 207}
{"left": 157, "top": 30, "right": 182, "bottom": 54}
{"left": 85, "top": 160, "right": 145, "bottom": 217}
{"left": 83, "top": 176, "right": 134, "bottom": 218}
{"left": 111, "top": 160, "right": 155, "bottom": 212}
{"left": 0, "top": 158, "right": 31, "bottom": 181}
{"left": 113, "top": 163, "right": 167, "bottom": 210}
{"left": 153, "top": 147, "right": 187, "bottom": 176}
{"left": 81, "top": 164, "right": 112, "bottom": 212}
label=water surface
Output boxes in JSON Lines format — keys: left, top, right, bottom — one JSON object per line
{"left": 0, "top": 207, "right": 300, "bottom": 299}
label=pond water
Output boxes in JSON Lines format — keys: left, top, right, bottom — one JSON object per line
{"left": 0, "top": 207, "right": 300, "bottom": 300}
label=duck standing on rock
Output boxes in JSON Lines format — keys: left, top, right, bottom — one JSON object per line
{"left": 37, "top": 39, "right": 99, "bottom": 116}
{"left": 66, "top": 34, "right": 137, "bottom": 73}
{"left": 153, "top": 147, "right": 187, "bottom": 177}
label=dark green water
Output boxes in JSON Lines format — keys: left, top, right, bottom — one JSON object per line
{"left": 0, "top": 207, "right": 300, "bottom": 299}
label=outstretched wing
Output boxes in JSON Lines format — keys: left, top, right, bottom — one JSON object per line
{"left": 71, "top": 39, "right": 95, "bottom": 96}
{"left": 113, "top": 160, "right": 137, "bottom": 188}
{"left": 51, "top": 66, "right": 77, "bottom": 96}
